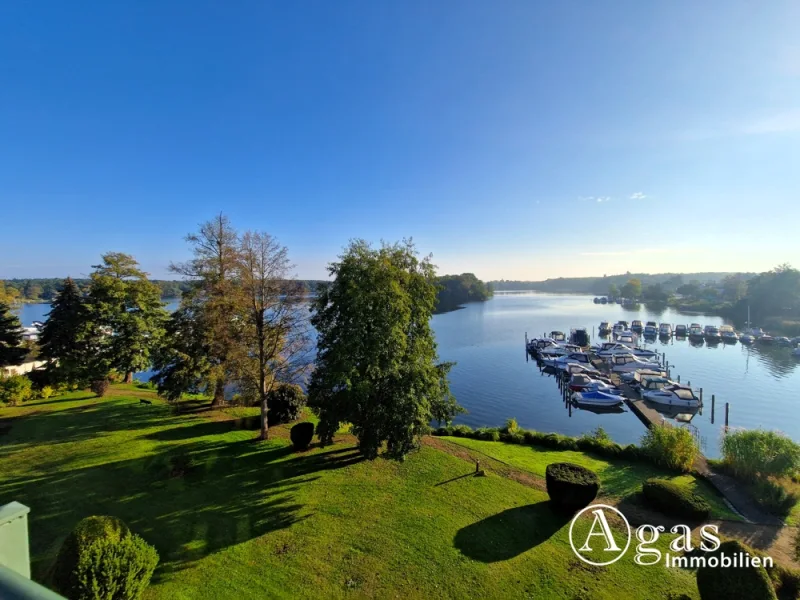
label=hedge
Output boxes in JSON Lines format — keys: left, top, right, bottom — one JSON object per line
{"left": 545, "top": 462, "right": 599, "bottom": 512}
{"left": 696, "top": 540, "right": 777, "bottom": 600}
{"left": 432, "top": 424, "right": 673, "bottom": 472}
{"left": 642, "top": 479, "right": 710, "bottom": 521}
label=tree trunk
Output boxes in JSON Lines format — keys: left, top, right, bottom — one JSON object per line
{"left": 212, "top": 379, "right": 225, "bottom": 407}
{"left": 124, "top": 371, "right": 133, "bottom": 384}
{"left": 260, "top": 394, "right": 269, "bottom": 441}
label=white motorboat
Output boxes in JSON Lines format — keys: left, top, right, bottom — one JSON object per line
{"left": 572, "top": 390, "right": 625, "bottom": 407}
{"left": 607, "top": 353, "right": 662, "bottom": 374}
{"left": 792, "top": 345, "right": 800, "bottom": 358}
{"left": 749, "top": 327, "right": 765, "bottom": 338}
{"left": 659, "top": 323, "right": 672, "bottom": 337}
{"left": 562, "top": 363, "right": 602, "bottom": 378}
{"left": 642, "top": 384, "right": 701, "bottom": 408}
{"left": 719, "top": 325, "right": 738, "bottom": 343}
{"left": 551, "top": 352, "right": 593, "bottom": 370}
{"left": 598, "top": 321, "right": 611, "bottom": 335}
{"left": 688, "top": 324, "right": 704, "bottom": 340}
{"left": 550, "top": 331, "right": 567, "bottom": 344}
{"left": 643, "top": 325, "right": 658, "bottom": 337}
{"left": 704, "top": 325, "right": 721, "bottom": 342}
{"left": 623, "top": 369, "right": 668, "bottom": 387}
{"left": 568, "top": 373, "right": 616, "bottom": 392}
{"left": 616, "top": 332, "right": 639, "bottom": 348}
{"left": 611, "top": 323, "right": 625, "bottom": 336}
{"left": 594, "top": 342, "right": 657, "bottom": 360}
{"left": 740, "top": 334, "right": 755, "bottom": 345}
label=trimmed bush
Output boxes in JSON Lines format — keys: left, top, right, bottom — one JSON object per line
{"left": 642, "top": 479, "right": 710, "bottom": 521}
{"left": 52, "top": 516, "right": 130, "bottom": 596}
{"left": 451, "top": 425, "right": 472, "bottom": 437}
{"left": 267, "top": 383, "right": 307, "bottom": 425}
{"left": 697, "top": 540, "right": 777, "bottom": 600}
{"left": 39, "top": 385, "right": 55, "bottom": 400}
{"left": 640, "top": 424, "right": 698, "bottom": 472}
{"left": 545, "top": 462, "right": 599, "bottom": 512}
{"left": 290, "top": 422, "right": 315, "bottom": 450}
{"left": 73, "top": 533, "right": 158, "bottom": 600}
{"left": 90, "top": 379, "right": 110, "bottom": 398}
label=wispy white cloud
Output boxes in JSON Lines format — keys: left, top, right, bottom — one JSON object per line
{"left": 580, "top": 251, "right": 628, "bottom": 256}
{"left": 630, "top": 192, "right": 646, "bottom": 200}
{"left": 596, "top": 196, "right": 611, "bottom": 203}
{"left": 740, "top": 110, "right": 800, "bottom": 135}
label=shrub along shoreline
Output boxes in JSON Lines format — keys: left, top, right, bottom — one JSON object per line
{"left": 433, "top": 421, "right": 698, "bottom": 474}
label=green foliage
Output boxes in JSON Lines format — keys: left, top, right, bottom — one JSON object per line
{"left": 53, "top": 516, "right": 131, "bottom": 597}
{"left": 642, "top": 478, "right": 710, "bottom": 520}
{"left": 290, "top": 422, "right": 315, "bottom": 450}
{"left": 39, "top": 277, "right": 95, "bottom": 386}
{"left": 746, "top": 264, "right": 800, "bottom": 323}
{"left": 545, "top": 462, "right": 599, "bottom": 512}
{"left": 640, "top": 425, "right": 698, "bottom": 473}
{"left": 710, "top": 460, "right": 800, "bottom": 517}
{"left": 39, "top": 385, "right": 55, "bottom": 400}
{"left": 0, "top": 374, "right": 33, "bottom": 405}
{"left": 0, "top": 301, "right": 26, "bottom": 367}
{"left": 72, "top": 532, "right": 158, "bottom": 600}
{"left": 696, "top": 540, "right": 777, "bottom": 600}
{"left": 504, "top": 418, "right": 519, "bottom": 434}
{"left": 309, "top": 239, "right": 462, "bottom": 459}
{"left": 721, "top": 429, "right": 800, "bottom": 479}
{"left": 608, "top": 283, "right": 619, "bottom": 297}
{"left": 91, "top": 379, "right": 110, "bottom": 398}
{"left": 266, "top": 383, "right": 306, "bottom": 425}
{"left": 435, "top": 273, "right": 492, "bottom": 313}
{"left": 620, "top": 278, "right": 642, "bottom": 299}
{"left": 87, "top": 253, "right": 168, "bottom": 382}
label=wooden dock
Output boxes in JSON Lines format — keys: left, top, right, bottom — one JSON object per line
{"left": 590, "top": 357, "right": 666, "bottom": 430}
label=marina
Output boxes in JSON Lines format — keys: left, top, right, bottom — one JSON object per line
{"left": 17, "top": 293, "right": 800, "bottom": 459}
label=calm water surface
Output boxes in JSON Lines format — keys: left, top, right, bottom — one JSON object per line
{"left": 18, "top": 293, "right": 800, "bottom": 458}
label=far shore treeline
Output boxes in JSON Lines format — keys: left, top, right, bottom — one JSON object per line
{"left": 0, "top": 273, "right": 493, "bottom": 314}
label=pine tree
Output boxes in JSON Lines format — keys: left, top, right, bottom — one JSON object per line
{"left": 39, "top": 278, "right": 92, "bottom": 384}
{"left": 0, "top": 302, "right": 26, "bottom": 367}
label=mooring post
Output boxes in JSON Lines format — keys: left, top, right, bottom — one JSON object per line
{"left": 677, "top": 374, "right": 680, "bottom": 383}
{"left": 699, "top": 388, "right": 703, "bottom": 403}
{"left": 711, "top": 394, "right": 715, "bottom": 424}
{"left": 725, "top": 402, "right": 730, "bottom": 428}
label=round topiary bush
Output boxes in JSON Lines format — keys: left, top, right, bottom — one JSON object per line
{"left": 52, "top": 516, "right": 130, "bottom": 596}
{"left": 545, "top": 462, "right": 600, "bottom": 512}
{"left": 697, "top": 540, "right": 778, "bottom": 600}
{"left": 290, "top": 422, "right": 315, "bottom": 450}
{"left": 267, "top": 383, "right": 307, "bottom": 425}
{"left": 642, "top": 479, "right": 711, "bottom": 521}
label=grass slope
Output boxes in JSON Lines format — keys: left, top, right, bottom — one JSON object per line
{"left": 442, "top": 436, "right": 740, "bottom": 521}
{"left": 1, "top": 386, "right": 699, "bottom": 599}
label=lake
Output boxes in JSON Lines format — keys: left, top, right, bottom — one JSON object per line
{"left": 17, "top": 293, "right": 800, "bottom": 458}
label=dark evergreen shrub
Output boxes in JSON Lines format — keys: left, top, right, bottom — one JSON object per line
{"left": 642, "top": 479, "right": 710, "bottom": 521}
{"left": 90, "top": 379, "right": 110, "bottom": 397}
{"left": 267, "top": 383, "right": 306, "bottom": 425}
{"left": 697, "top": 540, "right": 777, "bottom": 600}
{"left": 290, "top": 422, "right": 315, "bottom": 450}
{"left": 545, "top": 462, "right": 600, "bottom": 512}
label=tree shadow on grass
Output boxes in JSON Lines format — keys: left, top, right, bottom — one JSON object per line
{"left": 454, "top": 501, "right": 569, "bottom": 563}
{"left": 1, "top": 430, "right": 364, "bottom": 583}
{"left": 143, "top": 420, "right": 238, "bottom": 440}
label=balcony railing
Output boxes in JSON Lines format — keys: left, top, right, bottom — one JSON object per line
{"left": 0, "top": 502, "right": 65, "bottom": 599}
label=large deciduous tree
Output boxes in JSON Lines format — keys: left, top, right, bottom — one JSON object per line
{"left": 235, "top": 231, "right": 311, "bottom": 440}
{"left": 309, "top": 240, "right": 462, "bottom": 459}
{"left": 0, "top": 302, "right": 26, "bottom": 367}
{"left": 620, "top": 278, "right": 642, "bottom": 300}
{"left": 39, "top": 277, "right": 94, "bottom": 384}
{"left": 88, "top": 253, "right": 167, "bottom": 383}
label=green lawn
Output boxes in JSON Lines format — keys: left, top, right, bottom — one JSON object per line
{"left": 1, "top": 386, "right": 700, "bottom": 599}
{"left": 441, "top": 436, "right": 741, "bottom": 521}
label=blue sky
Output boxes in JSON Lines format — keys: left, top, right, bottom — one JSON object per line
{"left": 1, "top": 1, "right": 798, "bottom": 281}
